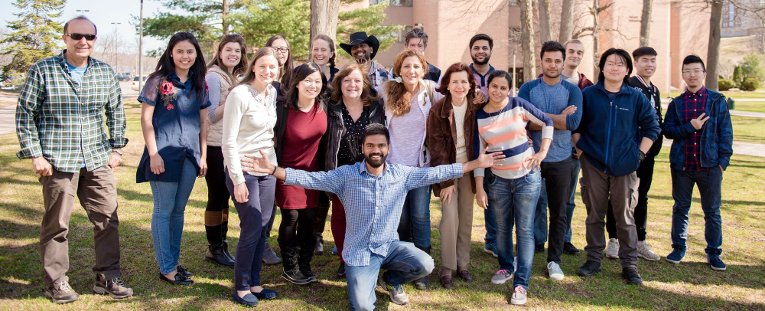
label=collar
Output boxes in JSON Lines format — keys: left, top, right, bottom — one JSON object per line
{"left": 57, "top": 50, "right": 92, "bottom": 69}
{"left": 634, "top": 75, "right": 653, "bottom": 89}
{"left": 357, "top": 160, "right": 390, "bottom": 177}
{"left": 469, "top": 63, "right": 495, "bottom": 77}
{"left": 168, "top": 71, "right": 194, "bottom": 88}
{"left": 684, "top": 86, "right": 707, "bottom": 97}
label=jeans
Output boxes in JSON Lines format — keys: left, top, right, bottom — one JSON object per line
{"left": 345, "top": 241, "right": 434, "bottom": 311}
{"left": 397, "top": 185, "right": 432, "bottom": 252}
{"left": 670, "top": 168, "right": 723, "bottom": 255}
{"left": 533, "top": 183, "right": 548, "bottom": 247}
{"left": 488, "top": 170, "right": 541, "bottom": 289}
{"left": 150, "top": 158, "right": 197, "bottom": 275}
{"left": 225, "top": 171, "right": 275, "bottom": 290}
{"left": 483, "top": 170, "right": 498, "bottom": 246}
{"left": 564, "top": 158, "right": 581, "bottom": 243}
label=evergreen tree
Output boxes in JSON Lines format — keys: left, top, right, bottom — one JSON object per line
{"left": 337, "top": 1, "right": 402, "bottom": 60}
{"left": 234, "top": 0, "right": 311, "bottom": 60}
{"left": 1, "top": 0, "right": 65, "bottom": 87}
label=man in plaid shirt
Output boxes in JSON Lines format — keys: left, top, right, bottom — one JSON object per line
{"left": 15, "top": 16, "right": 133, "bottom": 303}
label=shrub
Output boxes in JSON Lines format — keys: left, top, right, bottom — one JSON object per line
{"left": 719, "top": 78, "right": 736, "bottom": 91}
{"left": 740, "top": 77, "right": 760, "bottom": 91}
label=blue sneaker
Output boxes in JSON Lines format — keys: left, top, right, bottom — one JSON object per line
{"left": 708, "top": 255, "right": 727, "bottom": 271}
{"left": 666, "top": 248, "right": 686, "bottom": 264}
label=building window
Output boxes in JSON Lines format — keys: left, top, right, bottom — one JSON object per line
{"left": 370, "top": 0, "right": 413, "bottom": 6}
{"left": 722, "top": 0, "right": 740, "bottom": 28}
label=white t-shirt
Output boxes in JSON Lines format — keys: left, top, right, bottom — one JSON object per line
{"left": 453, "top": 102, "right": 469, "bottom": 163}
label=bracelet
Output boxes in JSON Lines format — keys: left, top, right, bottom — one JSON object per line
{"left": 111, "top": 149, "right": 123, "bottom": 155}
{"left": 639, "top": 150, "right": 646, "bottom": 162}
{"left": 270, "top": 166, "right": 278, "bottom": 175}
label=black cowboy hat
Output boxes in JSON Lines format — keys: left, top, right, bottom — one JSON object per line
{"left": 339, "top": 32, "right": 380, "bottom": 60}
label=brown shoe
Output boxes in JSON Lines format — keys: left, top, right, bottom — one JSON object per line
{"left": 45, "top": 279, "right": 79, "bottom": 304}
{"left": 439, "top": 274, "right": 453, "bottom": 289}
{"left": 456, "top": 269, "right": 473, "bottom": 282}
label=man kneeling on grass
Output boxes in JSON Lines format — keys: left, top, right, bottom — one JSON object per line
{"left": 242, "top": 124, "right": 502, "bottom": 310}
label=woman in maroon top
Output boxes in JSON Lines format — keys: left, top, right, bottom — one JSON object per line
{"left": 273, "top": 63, "right": 329, "bottom": 285}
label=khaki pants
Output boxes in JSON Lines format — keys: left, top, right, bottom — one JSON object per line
{"left": 580, "top": 156, "right": 639, "bottom": 268}
{"left": 438, "top": 174, "right": 474, "bottom": 271}
{"left": 39, "top": 165, "right": 121, "bottom": 285}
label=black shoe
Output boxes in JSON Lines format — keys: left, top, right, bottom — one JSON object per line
{"left": 535, "top": 244, "right": 545, "bottom": 253}
{"left": 222, "top": 240, "right": 236, "bottom": 262}
{"left": 93, "top": 274, "right": 133, "bottom": 299}
{"left": 252, "top": 288, "right": 278, "bottom": 300}
{"left": 206, "top": 243, "right": 235, "bottom": 266}
{"left": 336, "top": 262, "right": 346, "bottom": 278}
{"left": 413, "top": 277, "right": 429, "bottom": 290}
{"left": 622, "top": 266, "right": 643, "bottom": 285}
{"left": 577, "top": 260, "right": 601, "bottom": 277}
{"left": 159, "top": 273, "right": 193, "bottom": 285}
{"left": 300, "top": 267, "right": 318, "bottom": 283}
{"left": 176, "top": 265, "right": 193, "bottom": 278}
{"left": 45, "top": 279, "right": 79, "bottom": 304}
{"left": 232, "top": 292, "right": 258, "bottom": 307}
{"left": 314, "top": 236, "right": 324, "bottom": 255}
{"left": 564, "top": 242, "right": 581, "bottom": 255}
{"left": 281, "top": 269, "right": 312, "bottom": 285}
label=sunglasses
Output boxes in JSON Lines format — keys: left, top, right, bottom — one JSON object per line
{"left": 67, "top": 33, "right": 97, "bottom": 41}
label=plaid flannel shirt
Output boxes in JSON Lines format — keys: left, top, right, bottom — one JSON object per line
{"left": 15, "top": 51, "right": 128, "bottom": 173}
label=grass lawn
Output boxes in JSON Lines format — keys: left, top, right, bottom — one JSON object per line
{"left": 730, "top": 101, "right": 765, "bottom": 113}
{"left": 732, "top": 115, "right": 765, "bottom": 144}
{"left": 1, "top": 100, "right": 764, "bottom": 310}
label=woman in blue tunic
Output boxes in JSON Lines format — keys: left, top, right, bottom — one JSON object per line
{"left": 136, "top": 32, "right": 210, "bottom": 285}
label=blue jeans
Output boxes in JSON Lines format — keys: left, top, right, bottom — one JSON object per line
{"left": 150, "top": 158, "right": 197, "bottom": 275}
{"left": 564, "top": 158, "right": 581, "bottom": 243}
{"left": 345, "top": 241, "right": 434, "bottom": 311}
{"left": 488, "top": 170, "right": 541, "bottom": 289}
{"left": 533, "top": 182, "right": 548, "bottom": 246}
{"left": 483, "top": 170, "right": 497, "bottom": 246}
{"left": 670, "top": 168, "right": 723, "bottom": 255}
{"left": 397, "top": 185, "right": 432, "bottom": 252}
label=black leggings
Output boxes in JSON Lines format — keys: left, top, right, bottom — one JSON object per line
{"left": 204, "top": 146, "right": 231, "bottom": 245}
{"left": 278, "top": 208, "right": 317, "bottom": 271}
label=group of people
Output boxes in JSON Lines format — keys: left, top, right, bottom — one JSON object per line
{"left": 14, "top": 15, "right": 733, "bottom": 310}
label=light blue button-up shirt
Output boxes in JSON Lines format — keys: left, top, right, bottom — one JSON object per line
{"left": 284, "top": 161, "right": 463, "bottom": 266}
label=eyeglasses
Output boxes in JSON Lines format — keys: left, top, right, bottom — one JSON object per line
{"left": 682, "top": 69, "right": 705, "bottom": 75}
{"left": 273, "top": 47, "right": 289, "bottom": 54}
{"left": 67, "top": 33, "right": 97, "bottom": 41}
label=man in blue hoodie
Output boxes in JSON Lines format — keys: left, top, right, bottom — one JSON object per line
{"left": 663, "top": 55, "right": 733, "bottom": 271}
{"left": 573, "top": 48, "right": 660, "bottom": 285}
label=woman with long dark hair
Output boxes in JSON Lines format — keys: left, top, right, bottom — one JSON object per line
{"left": 426, "top": 62, "right": 480, "bottom": 288}
{"left": 382, "top": 49, "right": 443, "bottom": 289}
{"left": 273, "top": 63, "right": 329, "bottom": 285}
{"left": 323, "top": 64, "right": 385, "bottom": 277}
{"left": 203, "top": 33, "right": 248, "bottom": 266}
{"left": 136, "top": 32, "right": 210, "bottom": 285}
{"left": 222, "top": 47, "right": 280, "bottom": 306}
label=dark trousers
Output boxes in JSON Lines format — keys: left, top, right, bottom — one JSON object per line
{"left": 313, "top": 204, "right": 330, "bottom": 239}
{"left": 540, "top": 158, "right": 575, "bottom": 263}
{"left": 225, "top": 172, "right": 275, "bottom": 290}
{"left": 278, "top": 208, "right": 317, "bottom": 272}
{"left": 39, "top": 166, "right": 121, "bottom": 285}
{"left": 204, "top": 146, "right": 231, "bottom": 245}
{"left": 330, "top": 196, "right": 347, "bottom": 263}
{"left": 670, "top": 168, "right": 723, "bottom": 255}
{"left": 606, "top": 154, "right": 656, "bottom": 241}
{"left": 580, "top": 156, "right": 639, "bottom": 268}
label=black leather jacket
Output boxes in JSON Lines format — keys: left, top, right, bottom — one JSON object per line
{"left": 324, "top": 99, "right": 386, "bottom": 170}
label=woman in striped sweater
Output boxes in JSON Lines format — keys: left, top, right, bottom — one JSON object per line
{"left": 473, "top": 70, "right": 553, "bottom": 306}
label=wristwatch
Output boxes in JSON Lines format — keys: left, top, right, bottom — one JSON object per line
{"left": 639, "top": 150, "right": 646, "bottom": 162}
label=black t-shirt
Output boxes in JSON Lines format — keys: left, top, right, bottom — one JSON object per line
{"left": 628, "top": 76, "right": 662, "bottom": 125}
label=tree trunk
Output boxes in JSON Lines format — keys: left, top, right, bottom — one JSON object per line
{"left": 639, "top": 0, "right": 652, "bottom": 47}
{"left": 538, "top": 0, "right": 552, "bottom": 43}
{"left": 559, "top": 0, "right": 574, "bottom": 43}
{"left": 521, "top": 0, "right": 536, "bottom": 81}
{"left": 310, "top": 0, "right": 341, "bottom": 42}
{"left": 706, "top": 0, "right": 723, "bottom": 90}
{"left": 592, "top": 0, "right": 600, "bottom": 82}
{"left": 222, "top": 0, "right": 230, "bottom": 35}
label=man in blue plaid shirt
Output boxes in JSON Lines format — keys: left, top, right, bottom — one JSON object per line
{"left": 15, "top": 16, "right": 132, "bottom": 304}
{"left": 243, "top": 124, "right": 501, "bottom": 310}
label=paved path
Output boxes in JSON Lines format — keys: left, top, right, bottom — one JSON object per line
{"left": 663, "top": 139, "right": 763, "bottom": 158}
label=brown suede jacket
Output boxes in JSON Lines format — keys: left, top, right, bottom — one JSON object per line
{"left": 426, "top": 97, "right": 480, "bottom": 196}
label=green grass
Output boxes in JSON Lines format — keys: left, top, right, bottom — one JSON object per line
{"left": 1, "top": 100, "right": 764, "bottom": 310}
{"left": 730, "top": 101, "right": 765, "bottom": 113}
{"left": 732, "top": 116, "right": 765, "bottom": 144}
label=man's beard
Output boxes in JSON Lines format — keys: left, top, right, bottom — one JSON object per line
{"left": 471, "top": 55, "right": 490, "bottom": 66}
{"left": 354, "top": 51, "right": 372, "bottom": 63}
{"left": 364, "top": 152, "right": 386, "bottom": 168}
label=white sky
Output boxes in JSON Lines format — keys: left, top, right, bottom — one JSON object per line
{"left": 1, "top": 0, "right": 165, "bottom": 52}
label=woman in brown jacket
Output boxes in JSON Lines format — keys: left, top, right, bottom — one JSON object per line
{"left": 426, "top": 63, "right": 480, "bottom": 288}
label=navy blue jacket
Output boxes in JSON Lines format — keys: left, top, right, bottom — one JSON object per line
{"left": 576, "top": 81, "right": 660, "bottom": 176}
{"left": 662, "top": 88, "right": 733, "bottom": 171}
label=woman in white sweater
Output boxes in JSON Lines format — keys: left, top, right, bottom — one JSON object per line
{"left": 220, "top": 47, "right": 280, "bottom": 307}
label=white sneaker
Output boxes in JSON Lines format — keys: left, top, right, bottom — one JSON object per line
{"left": 637, "top": 240, "right": 661, "bottom": 261}
{"left": 510, "top": 285, "right": 527, "bottom": 305}
{"left": 547, "top": 261, "right": 565, "bottom": 281}
{"left": 605, "top": 238, "right": 619, "bottom": 259}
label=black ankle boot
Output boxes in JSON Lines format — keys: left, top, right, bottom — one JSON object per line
{"left": 206, "top": 243, "right": 235, "bottom": 266}
{"left": 221, "top": 241, "right": 235, "bottom": 262}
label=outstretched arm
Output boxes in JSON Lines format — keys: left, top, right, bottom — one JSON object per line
{"left": 242, "top": 152, "right": 343, "bottom": 194}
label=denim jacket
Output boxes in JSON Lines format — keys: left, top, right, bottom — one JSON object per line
{"left": 662, "top": 88, "right": 733, "bottom": 171}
